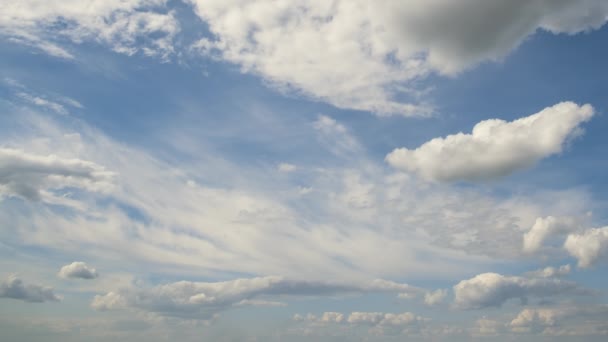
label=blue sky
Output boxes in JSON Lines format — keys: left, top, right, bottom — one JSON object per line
{"left": 1, "top": 1, "right": 608, "bottom": 341}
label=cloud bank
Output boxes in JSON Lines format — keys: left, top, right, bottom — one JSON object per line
{"left": 92, "top": 276, "right": 422, "bottom": 319}
{"left": 453, "top": 272, "right": 587, "bottom": 309}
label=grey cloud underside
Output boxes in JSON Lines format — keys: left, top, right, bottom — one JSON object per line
{"left": 58, "top": 262, "right": 99, "bottom": 280}
{"left": 0, "top": 275, "right": 60, "bottom": 303}
{"left": 453, "top": 272, "right": 590, "bottom": 310}
{"left": 2, "top": 1, "right": 608, "bottom": 115}
{"left": 92, "top": 276, "right": 422, "bottom": 319}
{"left": 0, "top": 148, "right": 113, "bottom": 201}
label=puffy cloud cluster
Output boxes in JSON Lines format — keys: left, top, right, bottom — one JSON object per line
{"left": 523, "top": 216, "right": 580, "bottom": 253}
{"left": 564, "top": 227, "right": 608, "bottom": 267}
{"left": 347, "top": 311, "right": 424, "bottom": 327}
{"left": 387, "top": 102, "right": 594, "bottom": 181}
{"left": 0, "top": 275, "right": 60, "bottom": 303}
{"left": 58, "top": 262, "right": 99, "bottom": 280}
{"left": 0, "top": 0, "right": 179, "bottom": 60}
{"left": 453, "top": 272, "right": 587, "bottom": 309}
{"left": 0, "top": 147, "right": 114, "bottom": 202}
{"left": 295, "top": 310, "right": 426, "bottom": 335}
{"left": 510, "top": 305, "right": 608, "bottom": 335}
{"left": 189, "top": 0, "right": 608, "bottom": 115}
{"left": 91, "top": 276, "right": 422, "bottom": 319}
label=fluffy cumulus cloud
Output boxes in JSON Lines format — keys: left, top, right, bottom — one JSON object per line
{"left": 453, "top": 272, "right": 587, "bottom": 309}
{"left": 189, "top": 0, "right": 608, "bottom": 115}
{"left": 523, "top": 216, "right": 580, "bottom": 253}
{"left": 58, "top": 262, "right": 99, "bottom": 280}
{"left": 424, "top": 289, "right": 447, "bottom": 306}
{"left": 0, "top": 147, "right": 114, "bottom": 202}
{"left": 386, "top": 102, "right": 594, "bottom": 182}
{"left": 0, "top": 275, "right": 60, "bottom": 303}
{"left": 91, "top": 276, "right": 423, "bottom": 319}
{"left": 0, "top": 0, "right": 179, "bottom": 59}
{"left": 564, "top": 227, "right": 608, "bottom": 267}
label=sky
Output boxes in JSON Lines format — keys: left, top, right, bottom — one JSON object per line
{"left": 1, "top": 1, "right": 608, "bottom": 341}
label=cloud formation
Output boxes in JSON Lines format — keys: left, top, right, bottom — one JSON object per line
{"left": 564, "top": 227, "right": 608, "bottom": 267}
{"left": 0, "top": 147, "right": 114, "bottom": 202}
{"left": 523, "top": 216, "right": 580, "bottom": 253}
{"left": 453, "top": 272, "right": 587, "bottom": 309}
{"left": 189, "top": 0, "right": 608, "bottom": 115}
{"left": 0, "top": 275, "right": 61, "bottom": 303}
{"left": 424, "top": 289, "right": 447, "bottom": 306}
{"left": 386, "top": 102, "right": 594, "bottom": 182}
{"left": 3, "top": 1, "right": 608, "bottom": 115}
{"left": 58, "top": 262, "right": 99, "bottom": 280}
{"left": 0, "top": 0, "right": 179, "bottom": 60}
{"left": 526, "top": 264, "right": 571, "bottom": 279}
{"left": 295, "top": 310, "right": 427, "bottom": 335}
{"left": 92, "top": 276, "right": 423, "bottom": 319}
{"left": 510, "top": 305, "right": 608, "bottom": 335}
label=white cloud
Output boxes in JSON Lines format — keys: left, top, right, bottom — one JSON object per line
{"left": 386, "top": 102, "right": 594, "bottom": 182}
{"left": 523, "top": 216, "right": 579, "bottom": 253}
{"left": 293, "top": 310, "right": 427, "bottom": 337}
{"left": 526, "top": 264, "right": 571, "bottom": 279}
{"left": 1, "top": 94, "right": 597, "bottom": 296}
{"left": 313, "top": 115, "right": 361, "bottom": 157}
{"left": 453, "top": 272, "right": 587, "bottom": 309}
{"left": 347, "top": 311, "right": 423, "bottom": 327}
{"left": 564, "top": 227, "right": 608, "bottom": 268}
{"left": 0, "top": 0, "right": 179, "bottom": 60}
{"left": 91, "top": 276, "right": 423, "bottom": 319}
{"left": 424, "top": 289, "right": 447, "bottom": 306}
{"left": 277, "top": 163, "right": 296, "bottom": 173}
{"left": 0, "top": 274, "right": 61, "bottom": 302}
{"left": 319, "top": 312, "right": 344, "bottom": 324}
{"left": 3, "top": 1, "right": 608, "bottom": 115}
{"left": 16, "top": 92, "right": 68, "bottom": 115}
{"left": 471, "top": 318, "right": 505, "bottom": 336}
{"left": 297, "top": 311, "right": 425, "bottom": 329}
{"left": 58, "top": 261, "right": 99, "bottom": 280}
{"left": 510, "top": 305, "right": 608, "bottom": 336}
{"left": 189, "top": 0, "right": 608, "bottom": 115}
{"left": 0, "top": 147, "right": 114, "bottom": 202}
